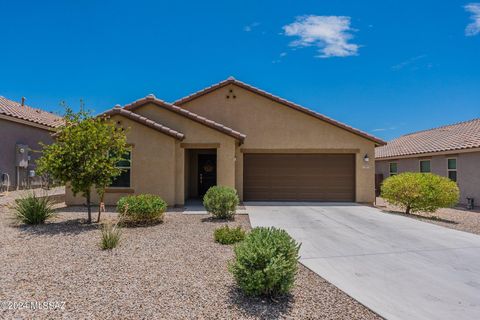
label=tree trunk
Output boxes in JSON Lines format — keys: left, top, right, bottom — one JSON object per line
{"left": 406, "top": 205, "right": 411, "bottom": 215}
{"left": 97, "top": 191, "right": 104, "bottom": 223}
{"left": 86, "top": 189, "right": 92, "bottom": 223}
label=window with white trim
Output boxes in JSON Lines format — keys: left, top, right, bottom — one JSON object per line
{"left": 447, "top": 158, "right": 457, "bottom": 182}
{"left": 389, "top": 162, "right": 398, "bottom": 176}
{"left": 110, "top": 151, "right": 131, "bottom": 188}
{"left": 420, "top": 160, "right": 431, "bottom": 173}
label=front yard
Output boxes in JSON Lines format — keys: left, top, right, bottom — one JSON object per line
{"left": 0, "top": 202, "right": 379, "bottom": 319}
{"left": 376, "top": 197, "right": 480, "bottom": 235}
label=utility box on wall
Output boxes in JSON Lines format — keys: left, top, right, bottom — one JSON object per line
{"left": 15, "top": 144, "right": 29, "bottom": 168}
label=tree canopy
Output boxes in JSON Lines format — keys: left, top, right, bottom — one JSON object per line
{"left": 381, "top": 172, "right": 459, "bottom": 214}
{"left": 37, "top": 105, "right": 128, "bottom": 223}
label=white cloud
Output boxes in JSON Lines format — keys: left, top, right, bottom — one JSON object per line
{"left": 372, "top": 127, "right": 397, "bottom": 132}
{"left": 282, "top": 15, "right": 359, "bottom": 58}
{"left": 391, "top": 54, "right": 427, "bottom": 71}
{"left": 244, "top": 22, "right": 260, "bottom": 32}
{"left": 465, "top": 3, "right": 480, "bottom": 36}
{"left": 272, "top": 52, "right": 288, "bottom": 64}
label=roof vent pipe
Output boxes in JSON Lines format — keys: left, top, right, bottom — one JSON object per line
{"left": 21, "top": 97, "right": 26, "bottom": 106}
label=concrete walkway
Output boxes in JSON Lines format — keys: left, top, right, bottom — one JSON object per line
{"left": 246, "top": 202, "right": 480, "bottom": 320}
{"left": 169, "top": 199, "right": 248, "bottom": 215}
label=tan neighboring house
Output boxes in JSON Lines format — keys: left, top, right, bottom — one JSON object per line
{"left": 0, "top": 96, "right": 63, "bottom": 189}
{"left": 66, "top": 77, "right": 385, "bottom": 206}
{"left": 375, "top": 119, "right": 480, "bottom": 207}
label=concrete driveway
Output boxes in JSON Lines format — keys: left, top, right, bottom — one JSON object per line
{"left": 246, "top": 202, "right": 480, "bottom": 320}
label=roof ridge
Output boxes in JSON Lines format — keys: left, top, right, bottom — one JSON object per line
{"left": 401, "top": 118, "right": 480, "bottom": 138}
{"left": 122, "top": 95, "right": 246, "bottom": 142}
{"left": 101, "top": 107, "right": 185, "bottom": 140}
{"left": 376, "top": 118, "right": 480, "bottom": 159}
{"left": 0, "top": 96, "right": 60, "bottom": 116}
{"left": 0, "top": 96, "right": 63, "bottom": 128}
{"left": 173, "top": 77, "right": 386, "bottom": 146}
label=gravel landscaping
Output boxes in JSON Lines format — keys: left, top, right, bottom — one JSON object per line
{"left": 0, "top": 202, "right": 380, "bottom": 319}
{"left": 376, "top": 197, "right": 480, "bottom": 235}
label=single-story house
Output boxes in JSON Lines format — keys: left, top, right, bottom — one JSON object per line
{"left": 66, "top": 77, "right": 385, "bottom": 206}
{"left": 0, "top": 96, "right": 63, "bottom": 190}
{"left": 375, "top": 118, "right": 480, "bottom": 206}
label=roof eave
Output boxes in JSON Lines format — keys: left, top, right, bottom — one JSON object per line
{"left": 101, "top": 107, "right": 185, "bottom": 141}
{"left": 123, "top": 96, "right": 246, "bottom": 142}
{"left": 375, "top": 145, "right": 480, "bottom": 160}
{"left": 173, "top": 78, "right": 385, "bottom": 146}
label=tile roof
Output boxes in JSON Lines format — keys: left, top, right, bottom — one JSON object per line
{"left": 376, "top": 118, "right": 480, "bottom": 159}
{"left": 123, "top": 94, "right": 246, "bottom": 142}
{"left": 102, "top": 107, "right": 185, "bottom": 140}
{"left": 0, "top": 96, "right": 63, "bottom": 129}
{"left": 173, "top": 77, "right": 386, "bottom": 146}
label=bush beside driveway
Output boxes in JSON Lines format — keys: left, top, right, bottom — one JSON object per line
{"left": 0, "top": 203, "right": 379, "bottom": 319}
{"left": 376, "top": 197, "right": 480, "bottom": 235}
{"left": 247, "top": 202, "right": 480, "bottom": 320}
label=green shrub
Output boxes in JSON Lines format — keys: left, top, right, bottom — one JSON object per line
{"left": 214, "top": 225, "right": 246, "bottom": 245}
{"left": 381, "top": 172, "right": 459, "bottom": 214}
{"left": 203, "top": 186, "right": 239, "bottom": 219}
{"left": 12, "top": 193, "right": 55, "bottom": 225}
{"left": 117, "top": 194, "right": 167, "bottom": 225}
{"left": 229, "top": 227, "right": 301, "bottom": 297}
{"left": 101, "top": 223, "right": 121, "bottom": 250}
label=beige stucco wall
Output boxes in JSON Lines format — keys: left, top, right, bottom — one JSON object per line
{"left": 134, "top": 103, "right": 238, "bottom": 203}
{"left": 66, "top": 104, "right": 238, "bottom": 207}
{"left": 66, "top": 84, "right": 379, "bottom": 206}
{"left": 376, "top": 151, "right": 480, "bottom": 206}
{"left": 180, "top": 84, "right": 377, "bottom": 203}
{"left": 66, "top": 115, "right": 177, "bottom": 206}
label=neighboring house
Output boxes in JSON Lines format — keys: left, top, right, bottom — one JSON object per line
{"left": 0, "top": 96, "right": 63, "bottom": 189}
{"left": 66, "top": 77, "right": 385, "bottom": 206}
{"left": 375, "top": 119, "right": 480, "bottom": 206}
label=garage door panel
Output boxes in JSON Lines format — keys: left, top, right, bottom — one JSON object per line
{"left": 244, "top": 154, "right": 355, "bottom": 201}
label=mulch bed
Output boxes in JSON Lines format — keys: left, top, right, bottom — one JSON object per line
{"left": 0, "top": 204, "right": 379, "bottom": 319}
{"left": 376, "top": 198, "right": 480, "bottom": 235}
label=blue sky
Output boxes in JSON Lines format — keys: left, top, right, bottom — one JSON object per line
{"left": 1, "top": 0, "right": 479, "bottom": 141}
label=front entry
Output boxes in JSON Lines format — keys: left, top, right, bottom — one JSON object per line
{"left": 198, "top": 154, "right": 217, "bottom": 197}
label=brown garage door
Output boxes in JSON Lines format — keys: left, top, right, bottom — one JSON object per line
{"left": 243, "top": 154, "right": 355, "bottom": 201}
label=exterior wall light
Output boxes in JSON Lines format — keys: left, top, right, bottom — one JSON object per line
{"left": 364, "top": 154, "right": 370, "bottom": 162}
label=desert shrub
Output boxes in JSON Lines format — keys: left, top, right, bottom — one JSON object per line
{"left": 117, "top": 194, "right": 167, "bottom": 225}
{"left": 214, "top": 225, "right": 246, "bottom": 245}
{"left": 101, "top": 223, "right": 121, "bottom": 250}
{"left": 203, "top": 186, "right": 239, "bottom": 219}
{"left": 12, "top": 193, "right": 55, "bottom": 225}
{"left": 381, "top": 172, "right": 459, "bottom": 214}
{"left": 229, "top": 227, "right": 301, "bottom": 297}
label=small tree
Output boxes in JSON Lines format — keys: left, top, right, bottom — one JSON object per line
{"left": 37, "top": 104, "right": 128, "bottom": 223}
{"left": 381, "top": 172, "right": 459, "bottom": 214}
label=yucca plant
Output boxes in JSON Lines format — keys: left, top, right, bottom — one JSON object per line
{"left": 12, "top": 193, "right": 55, "bottom": 225}
{"left": 100, "top": 223, "right": 121, "bottom": 250}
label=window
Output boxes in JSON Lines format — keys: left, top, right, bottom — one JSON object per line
{"left": 419, "top": 160, "right": 431, "bottom": 173}
{"left": 389, "top": 162, "right": 398, "bottom": 176}
{"left": 447, "top": 158, "right": 457, "bottom": 182}
{"left": 110, "top": 151, "right": 131, "bottom": 188}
